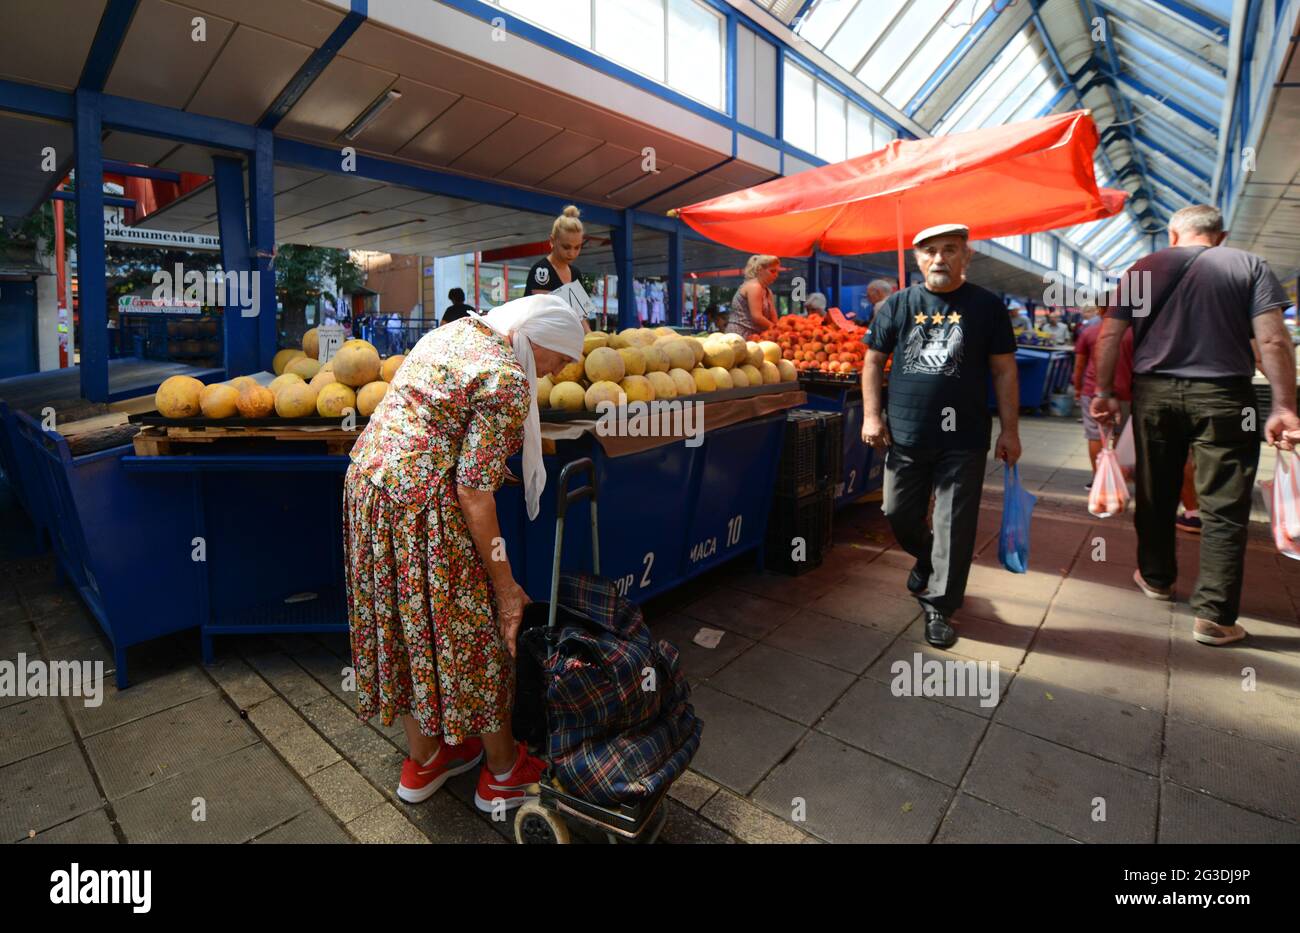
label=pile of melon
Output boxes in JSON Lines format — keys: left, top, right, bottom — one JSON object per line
{"left": 541, "top": 326, "right": 797, "bottom": 413}
{"left": 757, "top": 312, "right": 870, "bottom": 375}
{"left": 155, "top": 327, "right": 407, "bottom": 421}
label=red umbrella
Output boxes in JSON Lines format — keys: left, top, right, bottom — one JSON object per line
{"left": 672, "top": 110, "right": 1127, "bottom": 286}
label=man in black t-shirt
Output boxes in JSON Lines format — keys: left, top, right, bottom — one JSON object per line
{"left": 863, "top": 223, "right": 1021, "bottom": 647}
{"left": 442, "top": 288, "right": 475, "bottom": 325}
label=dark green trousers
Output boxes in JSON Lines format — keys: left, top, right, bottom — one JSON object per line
{"left": 1131, "top": 374, "right": 1259, "bottom": 625}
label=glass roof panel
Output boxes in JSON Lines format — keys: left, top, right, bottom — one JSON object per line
{"left": 883, "top": 1, "right": 992, "bottom": 107}
{"left": 823, "top": 0, "right": 907, "bottom": 69}
{"left": 856, "top": 0, "right": 954, "bottom": 97}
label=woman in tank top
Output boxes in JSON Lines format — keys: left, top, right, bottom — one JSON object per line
{"left": 725, "top": 254, "right": 780, "bottom": 338}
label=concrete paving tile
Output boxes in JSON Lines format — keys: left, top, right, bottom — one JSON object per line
{"left": 1053, "top": 577, "right": 1177, "bottom": 623}
{"left": 953, "top": 590, "right": 1054, "bottom": 630}
{"left": 0, "top": 696, "right": 75, "bottom": 768}
{"left": 863, "top": 640, "right": 1013, "bottom": 719}
{"left": 1018, "top": 632, "right": 1168, "bottom": 708}
{"left": 645, "top": 611, "right": 754, "bottom": 682}
{"left": 752, "top": 731, "right": 951, "bottom": 843}
{"left": 810, "top": 584, "right": 922, "bottom": 633}
{"left": 726, "top": 565, "right": 847, "bottom": 606}
{"left": 962, "top": 724, "right": 1159, "bottom": 843}
{"left": 819, "top": 678, "right": 987, "bottom": 786}
{"left": 30, "top": 604, "right": 103, "bottom": 649}
{"left": 265, "top": 719, "right": 342, "bottom": 778}
{"left": 23, "top": 588, "right": 84, "bottom": 622}
{"left": 251, "top": 807, "right": 352, "bottom": 844}
{"left": 1158, "top": 782, "right": 1300, "bottom": 843}
{"left": 1167, "top": 652, "right": 1300, "bottom": 755}
{"left": 701, "top": 789, "right": 808, "bottom": 843}
{"left": 661, "top": 799, "right": 737, "bottom": 844}
{"left": 306, "top": 760, "right": 386, "bottom": 824}
{"left": 681, "top": 586, "right": 798, "bottom": 641}
{"left": 332, "top": 724, "right": 408, "bottom": 798}
{"left": 113, "top": 743, "right": 315, "bottom": 843}
{"left": 244, "top": 651, "right": 329, "bottom": 706}
{"left": 667, "top": 769, "right": 719, "bottom": 811}
{"left": 70, "top": 663, "right": 217, "bottom": 737}
{"left": 935, "top": 793, "right": 1079, "bottom": 843}
{"left": 346, "top": 802, "right": 429, "bottom": 844}
{"left": 995, "top": 673, "right": 1163, "bottom": 774}
{"left": 0, "top": 744, "right": 103, "bottom": 843}
{"left": 0, "top": 594, "right": 28, "bottom": 627}
{"left": 709, "top": 643, "right": 854, "bottom": 726}
{"left": 762, "top": 609, "right": 894, "bottom": 674}
{"left": 299, "top": 692, "right": 367, "bottom": 744}
{"left": 903, "top": 612, "right": 1035, "bottom": 671}
{"left": 1163, "top": 718, "right": 1300, "bottom": 822}
{"left": 85, "top": 693, "right": 258, "bottom": 800}
{"left": 688, "top": 685, "right": 806, "bottom": 795}
{"left": 397, "top": 790, "right": 507, "bottom": 844}
{"left": 19, "top": 807, "right": 118, "bottom": 844}
{"left": 206, "top": 656, "right": 274, "bottom": 711}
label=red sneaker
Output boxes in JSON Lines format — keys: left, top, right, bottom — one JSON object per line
{"left": 473, "top": 743, "right": 546, "bottom": 813}
{"left": 397, "top": 738, "right": 484, "bottom": 804}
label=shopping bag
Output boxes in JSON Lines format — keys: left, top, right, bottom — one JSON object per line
{"left": 998, "top": 463, "right": 1036, "bottom": 573}
{"left": 1115, "top": 418, "right": 1135, "bottom": 471}
{"left": 1088, "top": 428, "right": 1129, "bottom": 518}
{"left": 1270, "top": 449, "right": 1300, "bottom": 560}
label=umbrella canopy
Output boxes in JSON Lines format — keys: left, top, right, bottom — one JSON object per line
{"left": 674, "top": 110, "right": 1127, "bottom": 259}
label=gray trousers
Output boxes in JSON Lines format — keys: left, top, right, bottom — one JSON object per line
{"left": 882, "top": 445, "right": 989, "bottom": 614}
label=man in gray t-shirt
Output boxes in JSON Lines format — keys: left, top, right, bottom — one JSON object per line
{"left": 1091, "top": 205, "right": 1299, "bottom": 648}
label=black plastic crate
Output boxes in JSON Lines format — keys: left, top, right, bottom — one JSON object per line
{"left": 811, "top": 411, "right": 844, "bottom": 491}
{"left": 764, "top": 487, "right": 832, "bottom": 576}
{"left": 776, "top": 410, "right": 819, "bottom": 498}
{"left": 819, "top": 486, "right": 834, "bottom": 551}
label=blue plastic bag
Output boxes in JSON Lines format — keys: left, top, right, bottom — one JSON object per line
{"left": 998, "top": 463, "right": 1036, "bottom": 573}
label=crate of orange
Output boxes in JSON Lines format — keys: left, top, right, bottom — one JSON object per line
{"left": 759, "top": 310, "right": 870, "bottom": 383}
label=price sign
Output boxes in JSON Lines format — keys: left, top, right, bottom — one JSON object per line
{"left": 317, "top": 323, "right": 346, "bottom": 363}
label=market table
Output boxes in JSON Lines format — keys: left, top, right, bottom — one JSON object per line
{"left": 986, "top": 347, "right": 1075, "bottom": 411}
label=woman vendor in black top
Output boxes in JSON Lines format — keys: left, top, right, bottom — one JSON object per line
{"left": 525, "top": 205, "right": 585, "bottom": 296}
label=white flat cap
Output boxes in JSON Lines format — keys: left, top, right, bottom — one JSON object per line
{"left": 913, "top": 223, "right": 970, "bottom": 247}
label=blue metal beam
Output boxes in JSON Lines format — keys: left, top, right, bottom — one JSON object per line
{"left": 0, "top": 77, "right": 73, "bottom": 121}
{"left": 1113, "top": 72, "right": 1217, "bottom": 134}
{"left": 213, "top": 157, "right": 259, "bottom": 377}
{"left": 102, "top": 160, "right": 182, "bottom": 183}
{"left": 613, "top": 212, "right": 636, "bottom": 330}
{"left": 79, "top": 0, "right": 139, "bottom": 91}
{"left": 905, "top": 2, "right": 1005, "bottom": 117}
{"left": 667, "top": 227, "right": 683, "bottom": 325}
{"left": 74, "top": 91, "right": 108, "bottom": 403}
{"left": 1146, "top": 0, "right": 1229, "bottom": 39}
{"left": 1148, "top": 169, "right": 1199, "bottom": 203}
{"left": 259, "top": 7, "right": 366, "bottom": 129}
{"left": 273, "top": 137, "right": 621, "bottom": 229}
{"left": 50, "top": 189, "right": 134, "bottom": 209}
{"left": 1135, "top": 134, "right": 1211, "bottom": 183}
{"left": 101, "top": 93, "right": 258, "bottom": 151}
{"left": 248, "top": 130, "right": 278, "bottom": 371}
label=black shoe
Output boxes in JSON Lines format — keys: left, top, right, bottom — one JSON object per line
{"left": 923, "top": 608, "right": 957, "bottom": 648}
{"left": 907, "top": 564, "right": 931, "bottom": 595}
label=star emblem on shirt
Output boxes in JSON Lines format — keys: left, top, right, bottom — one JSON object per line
{"left": 914, "top": 312, "right": 927, "bottom": 325}
{"left": 930, "top": 313, "right": 945, "bottom": 324}
{"left": 947, "top": 311, "right": 961, "bottom": 324}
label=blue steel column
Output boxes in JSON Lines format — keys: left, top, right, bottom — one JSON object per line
{"left": 613, "top": 210, "right": 636, "bottom": 330}
{"left": 667, "top": 226, "right": 683, "bottom": 326}
{"left": 73, "top": 90, "right": 109, "bottom": 402}
{"left": 828, "top": 257, "right": 842, "bottom": 310}
{"left": 212, "top": 156, "right": 257, "bottom": 376}
{"left": 248, "top": 130, "right": 277, "bottom": 369}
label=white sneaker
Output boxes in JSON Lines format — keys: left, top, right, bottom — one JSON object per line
{"left": 1193, "top": 618, "right": 1247, "bottom": 646}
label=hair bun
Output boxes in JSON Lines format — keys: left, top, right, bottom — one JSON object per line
{"left": 562, "top": 205, "right": 580, "bottom": 218}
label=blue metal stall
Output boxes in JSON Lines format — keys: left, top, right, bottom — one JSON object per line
{"left": 798, "top": 383, "right": 883, "bottom": 507}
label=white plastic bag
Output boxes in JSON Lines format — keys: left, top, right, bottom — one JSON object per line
{"left": 1088, "top": 429, "right": 1129, "bottom": 518}
{"left": 1115, "top": 417, "right": 1135, "bottom": 471}
{"left": 1270, "top": 449, "right": 1300, "bottom": 560}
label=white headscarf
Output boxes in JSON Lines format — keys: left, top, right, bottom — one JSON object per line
{"left": 469, "top": 294, "right": 584, "bottom": 520}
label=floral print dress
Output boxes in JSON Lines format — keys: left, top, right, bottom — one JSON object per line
{"left": 343, "top": 319, "right": 530, "bottom": 744}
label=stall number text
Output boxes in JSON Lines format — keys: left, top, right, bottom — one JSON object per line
{"left": 612, "top": 515, "right": 745, "bottom": 596}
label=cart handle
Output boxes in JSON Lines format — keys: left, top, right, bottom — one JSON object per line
{"left": 548, "top": 458, "right": 600, "bottom": 627}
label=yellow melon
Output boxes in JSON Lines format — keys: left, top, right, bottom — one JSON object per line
{"left": 332, "top": 342, "right": 381, "bottom": 387}
{"left": 745, "top": 342, "right": 765, "bottom": 369}
{"left": 617, "top": 347, "right": 646, "bottom": 376}
{"left": 199, "top": 383, "right": 239, "bottom": 419}
{"left": 227, "top": 376, "right": 257, "bottom": 394}
{"left": 236, "top": 384, "right": 275, "bottom": 418}
{"left": 721, "top": 333, "right": 748, "bottom": 364}
{"left": 342, "top": 337, "right": 378, "bottom": 354}
{"left": 669, "top": 368, "right": 696, "bottom": 397}
{"left": 380, "top": 355, "right": 404, "bottom": 383}
{"left": 155, "top": 376, "right": 205, "bottom": 418}
{"left": 641, "top": 346, "right": 670, "bottom": 374}
{"left": 729, "top": 367, "right": 750, "bottom": 388}
{"left": 777, "top": 359, "right": 798, "bottom": 382}
{"left": 357, "top": 381, "right": 388, "bottom": 417}
{"left": 663, "top": 340, "right": 696, "bottom": 371}
{"left": 759, "top": 341, "right": 782, "bottom": 365}
{"left": 536, "top": 374, "right": 554, "bottom": 409}
{"left": 646, "top": 370, "right": 677, "bottom": 400}
{"left": 691, "top": 367, "right": 717, "bottom": 393}
{"left": 286, "top": 356, "right": 321, "bottom": 380}
{"left": 688, "top": 337, "right": 707, "bottom": 365}
{"left": 269, "top": 373, "right": 304, "bottom": 396}
{"left": 272, "top": 348, "right": 303, "bottom": 375}
{"left": 607, "top": 331, "right": 632, "bottom": 350}
{"left": 302, "top": 327, "right": 319, "bottom": 359}
{"left": 653, "top": 326, "right": 678, "bottom": 340}
{"left": 620, "top": 374, "right": 656, "bottom": 402}
{"left": 584, "top": 381, "right": 625, "bottom": 411}
{"left": 310, "top": 370, "right": 337, "bottom": 389}
{"left": 316, "top": 382, "right": 357, "bottom": 418}
{"left": 710, "top": 366, "right": 734, "bottom": 390}
{"left": 275, "top": 382, "right": 318, "bottom": 418}
{"left": 628, "top": 330, "right": 657, "bottom": 348}
{"left": 584, "top": 347, "right": 625, "bottom": 384}
{"left": 320, "top": 358, "right": 335, "bottom": 374}
{"left": 554, "top": 360, "right": 585, "bottom": 384}
{"left": 702, "top": 339, "right": 735, "bottom": 369}
{"left": 549, "top": 381, "right": 586, "bottom": 411}
{"left": 760, "top": 361, "right": 780, "bottom": 385}
{"left": 583, "top": 331, "right": 609, "bottom": 353}
{"left": 741, "top": 364, "right": 763, "bottom": 386}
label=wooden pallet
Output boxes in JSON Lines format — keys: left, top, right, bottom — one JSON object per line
{"left": 132, "top": 423, "right": 360, "bottom": 456}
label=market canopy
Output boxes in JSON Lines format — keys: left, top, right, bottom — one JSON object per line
{"left": 672, "top": 110, "right": 1127, "bottom": 259}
